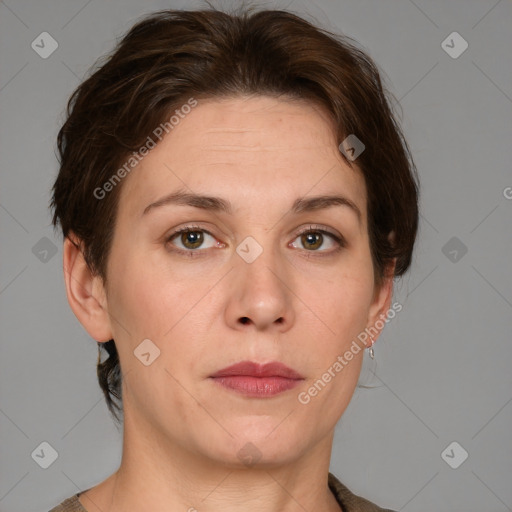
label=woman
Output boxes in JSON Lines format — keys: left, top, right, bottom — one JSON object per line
{"left": 49, "top": 6, "right": 419, "bottom": 511}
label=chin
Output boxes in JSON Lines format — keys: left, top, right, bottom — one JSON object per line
{"left": 199, "top": 423, "right": 308, "bottom": 469}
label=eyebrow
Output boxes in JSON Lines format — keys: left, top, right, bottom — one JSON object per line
{"left": 142, "top": 189, "right": 362, "bottom": 225}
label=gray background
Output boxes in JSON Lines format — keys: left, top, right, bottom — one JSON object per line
{"left": 1, "top": 0, "right": 511, "bottom": 511}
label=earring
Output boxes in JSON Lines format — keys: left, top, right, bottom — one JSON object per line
{"left": 367, "top": 337, "right": 375, "bottom": 359}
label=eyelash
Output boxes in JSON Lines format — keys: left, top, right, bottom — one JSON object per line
{"left": 165, "top": 224, "right": 346, "bottom": 259}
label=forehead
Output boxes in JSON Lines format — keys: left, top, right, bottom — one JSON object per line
{"left": 117, "top": 95, "right": 366, "bottom": 221}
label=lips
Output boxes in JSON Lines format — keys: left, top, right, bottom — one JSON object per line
{"left": 210, "top": 361, "right": 304, "bottom": 379}
{"left": 209, "top": 361, "right": 304, "bottom": 398}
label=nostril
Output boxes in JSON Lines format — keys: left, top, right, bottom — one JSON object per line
{"left": 240, "top": 317, "right": 250, "bottom": 324}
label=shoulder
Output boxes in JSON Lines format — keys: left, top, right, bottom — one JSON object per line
{"left": 48, "top": 493, "right": 88, "bottom": 512}
{"left": 328, "top": 472, "right": 396, "bottom": 512}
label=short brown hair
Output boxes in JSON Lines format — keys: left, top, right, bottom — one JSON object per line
{"left": 50, "top": 7, "right": 420, "bottom": 423}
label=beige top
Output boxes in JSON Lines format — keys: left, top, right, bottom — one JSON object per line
{"left": 48, "top": 472, "right": 395, "bottom": 511}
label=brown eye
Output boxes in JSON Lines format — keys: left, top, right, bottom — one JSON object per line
{"left": 179, "top": 230, "right": 204, "bottom": 249}
{"left": 290, "top": 228, "right": 343, "bottom": 253}
{"left": 301, "top": 232, "right": 323, "bottom": 250}
{"left": 167, "top": 227, "right": 219, "bottom": 253}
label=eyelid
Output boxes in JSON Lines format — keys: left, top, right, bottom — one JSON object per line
{"left": 295, "top": 224, "right": 343, "bottom": 240}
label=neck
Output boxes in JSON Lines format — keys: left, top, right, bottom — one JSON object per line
{"left": 79, "top": 409, "right": 342, "bottom": 512}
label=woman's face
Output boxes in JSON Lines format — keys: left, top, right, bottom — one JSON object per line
{"left": 94, "top": 95, "right": 392, "bottom": 466}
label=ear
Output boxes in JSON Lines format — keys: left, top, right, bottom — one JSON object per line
{"left": 62, "top": 232, "right": 113, "bottom": 342}
{"left": 365, "top": 257, "right": 397, "bottom": 346}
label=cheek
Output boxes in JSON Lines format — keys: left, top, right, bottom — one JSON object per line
{"left": 298, "top": 269, "right": 372, "bottom": 406}
{"left": 106, "top": 249, "right": 215, "bottom": 374}
{"left": 104, "top": 249, "right": 173, "bottom": 353}
{"left": 303, "top": 262, "right": 374, "bottom": 347}
{"left": 107, "top": 255, "right": 201, "bottom": 415}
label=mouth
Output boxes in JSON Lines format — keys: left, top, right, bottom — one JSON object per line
{"left": 209, "top": 361, "right": 304, "bottom": 398}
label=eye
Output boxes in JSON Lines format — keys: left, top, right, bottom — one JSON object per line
{"left": 165, "top": 224, "right": 345, "bottom": 257}
{"left": 289, "top": 226, "right": 345, "bottom": 253}
{"left": 166, "top": 226, "right": 223, "bottom": 254}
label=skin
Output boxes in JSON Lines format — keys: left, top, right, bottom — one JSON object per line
{"left": 63, "top": 95, "right": 395, "bottom": 512}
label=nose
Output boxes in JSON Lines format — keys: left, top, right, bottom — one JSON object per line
{"left": 224, "top": 245, "right": 295, "bottom": 333}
